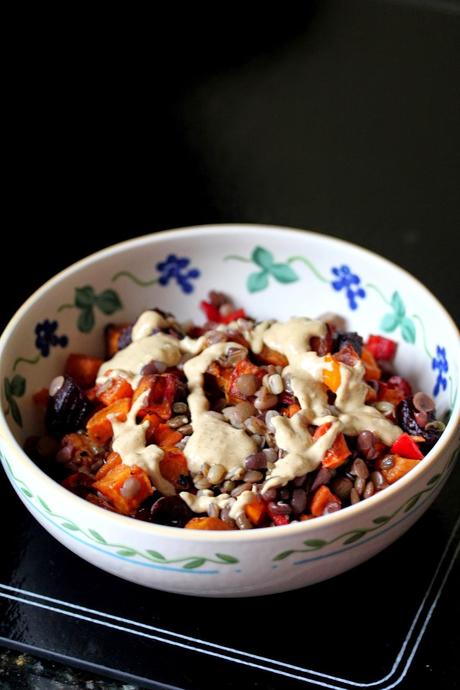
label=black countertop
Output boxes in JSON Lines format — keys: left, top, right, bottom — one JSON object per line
{"left": 2, "top": 1, "right": 459, "bottom": 688}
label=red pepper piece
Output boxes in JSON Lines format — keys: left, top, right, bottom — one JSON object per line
{"left": 270, "top": 512, "right": 290, "bottom": 526}
{"left": 391, "top": 433, "right": 424, "bottom": 460}
{"left": 366, "top": 335, "right": 397, "bottom": 361}
{"left": 200, "top": 301, "right": 221, "bottom": 322}
{"left": 221, "top": 308, "right": 246, "bottom": 324}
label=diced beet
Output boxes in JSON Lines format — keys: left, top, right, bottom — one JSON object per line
{"left": 45, "top": 376, "right": 90, "bottom": 437}
{"left": 149, "top": 496, "right": 195, "bottom": 527}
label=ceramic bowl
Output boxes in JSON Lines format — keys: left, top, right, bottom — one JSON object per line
{"left": 0, "top": 225, "right": 458, "bottom": 597}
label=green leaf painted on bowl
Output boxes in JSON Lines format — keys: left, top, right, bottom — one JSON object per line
{"left": 248, "top": 271, "right": 269, "bottom": 292}
{"left": 95, "top": 289, "right": 123, "bottom": 315}
{"left": 273, "top": 550, "right": 295, "bottom": 561}
{"left": 269, "top": 263, "right": 298, "bottom": 283}
{"left": 381, "top": 312, "right": 399, "bottom": 332}
{"left": 427, "top": 473, "right": 442, "bottom": 486}
{"left": 20, "top": 487, "right": 33, "bottom": 498}
{"left": 9, "top": 375, "right": 26, "bottom": 397}
{"left": 303, "top": 539, "right": 327, "bottom": 549}
{"left": 61, "top": 522, "right": 79, "bottom": 530}
{"left": 372, "top": 516, "right": 390, "bottom": 525}
{"left": 77, "top": 307, "right": 95, "bottom": 333}
{"left": 75, "top": 286, "right": 96, "bottom": 309}
{"left": 183, "top": 558, "right": 207, "bottom": 570}
{"left": 271, "top": 463, "right": 454, "bottom": 564}
{"left": 252, "top": 246, "right": 274, "bottom": 270}
{"left": 37, "top": 497, "right": 51, "bottom": 513}
{"left": 146, "top": 550, "right": 167, "bottom": 561}
{"left": 400, "top": 317, "right": 416, "bottom": 344}
{"left": 343, "top": 530, "right": 366, "bottom": 545}
{"left": 88, "top": 529, "right": 107, "bottom": 544}
{"left": 227, "top": 246, "right": 299, "bottom": 292}
{"left": 9, "top": 399, "right": 22, "bottom": 427}
{"left": 117, "top": 548, "right": 137, "bottom": 557}
{"left": 215, "top": 553, "right": 239, "bottom": 564}
{"left": 379, "top": 291, "right": 417, "bottom": 344}
{"left": 391, "top": 291, "right": 406, "bottom": 318}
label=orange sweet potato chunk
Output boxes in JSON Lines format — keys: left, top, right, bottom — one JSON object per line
{"left": 93, "top": 462, "right": 153, "bottom": 514}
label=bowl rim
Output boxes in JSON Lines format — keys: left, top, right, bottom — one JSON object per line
{"left": 0, "top": 223, "right": 459, "bottom": 543}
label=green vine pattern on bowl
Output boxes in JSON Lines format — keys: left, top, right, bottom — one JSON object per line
{"left": 1, "top": 456, "right": 238, "bottom": 572}
{"left": 3, "top": 375, "right": 26, "bottom": 426}
{"left": 58, "top": 285, "right": 123, "bottom": 333}
{"left": 273, "top": 445, "right": 459, "bottom": 563}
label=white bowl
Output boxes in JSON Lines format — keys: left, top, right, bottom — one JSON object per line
{"left": 0, "top": 225, "right": 458, "bottom": 597}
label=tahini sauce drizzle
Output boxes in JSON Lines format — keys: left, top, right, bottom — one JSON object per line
{"left": 183, "top": 342, "right": 257, "bottom": 474}
{"left": 111, "top": 391, "right": 175, "bottom": 496}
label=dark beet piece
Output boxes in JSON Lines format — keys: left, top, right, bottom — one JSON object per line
{"left": 396, "top": 398, "right": 424, "bottom": 436}
{"left": 45, "top": 376, "right": 90, "bottom": 437}
{"left": 334, "top": 331, "right": 363, "bottom": 356}
{"left": 149, "top": 496, "right": 195, "bottom": 527}
{"left": 118, "top": 324, "right": 133, "bottom": 350}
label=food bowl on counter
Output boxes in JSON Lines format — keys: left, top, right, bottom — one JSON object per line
{"left": 0, "top": 224, "right": 458, "bottom": 597}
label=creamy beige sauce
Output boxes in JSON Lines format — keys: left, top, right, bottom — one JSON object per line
{"left": 98, "top": 333, "right": 183, "bottom": 383}
{"left": 333, "top": 362, "right": 401, "bottom": 445}
{"left": 111, "top": 392, "right": 175, "bottom": 496}
{"left": 179, "top": 488, "right": 257, "bottom": 519}
{"left": 131, "top": 310, "right": 167, "bottom": 341}
{"left": 183, "top": 342, "right": 257, "bottom": 473}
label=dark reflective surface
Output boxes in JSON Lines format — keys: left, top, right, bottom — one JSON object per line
{"left": 2, "top": 1, "right": 459, "bottom": 688}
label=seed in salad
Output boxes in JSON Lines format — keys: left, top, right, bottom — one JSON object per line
{"left": 243, "top": 470, "right": 264, "bottom": 483}
{"left": 351, "top": 458, "right": 369, "bottom": 480}
{"left": 380, "top": 455, "right": 395, "bottom": 470}
{"left": 265, "top": 409, "right": 280, "bottom": 431}
{"left": 120, "top": 476, "right": 141, "bottom": 499}
{"left": 231, "top": 482, "right": 252, "bottom": 497}
{"left": 49, "top": 376, "right": 65, "bottom": 397}
{"left": 357, "top": 430, "right": 377, "bottom": 460}
{"left": 363, "top": 481, "right": 375, "bottom": 499}
{"left": 236, "top": 374, "right": 259, "bottom": 396}
{"left": 331, "top": 476, "right": 353, "bottom": 499}
{"left": 291, "top": 488, "right": 307, "bottom": 514}
{"left": 371, "top": 471, "right": 387, "bottom": 490}
{"left": 244, "top": 416, "right": 267, "bottom": 435}
{"left": 167, "top": 415, "right": 189, "bottom": 429}
{"left": 207, "top": 502, "right": 220, "bottom": 518}
{"left": 254, "top": 387, "right": 278, "bottom": 411}
{"left": 323, "top": 501, "right": 341, "bottom": 515}
{"left": 207, "top": 463, "right": 226, "bottom": 485}
{"left": 236, "top": 513, "right": 253, "bottom": 530}
{"left": 350, "top": 488, "right": 360, "bottom": 505}
{"left": 267, "top": 374, "right": 284, "bottom": 395}
{"left": 354, "top": 477, "right": 366, "bottom": 496}
{"left": 244, "top": 451, "right": 267, "bottom": 470}
{"left": 177, "top": 423, "right": 193, "bottom": 435}
{"left": 172, "top": 402, "right": 189, "bottom": 414}
{"left": 413, "top": 391, "right": 435, "bottom": 413}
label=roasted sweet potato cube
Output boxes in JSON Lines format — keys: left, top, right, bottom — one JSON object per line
{"left": 93, "top": 462, "right": 153, "bottom": 514}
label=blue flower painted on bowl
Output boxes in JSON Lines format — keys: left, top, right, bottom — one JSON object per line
{"left": 432, "top": 346, "right": 448, "bottom": 397}
{"left": 331, "top": 265, "right": 366, "bottom": 310}
{"left": 35, "top": 320, "right": 68, "bottom": 357}
{"left": 156, "top": 255, "right": 201, "bottom": 294}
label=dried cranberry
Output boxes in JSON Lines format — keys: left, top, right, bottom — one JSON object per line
{"left": 149, "top": 496, "right": 195, "bottom": 527}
